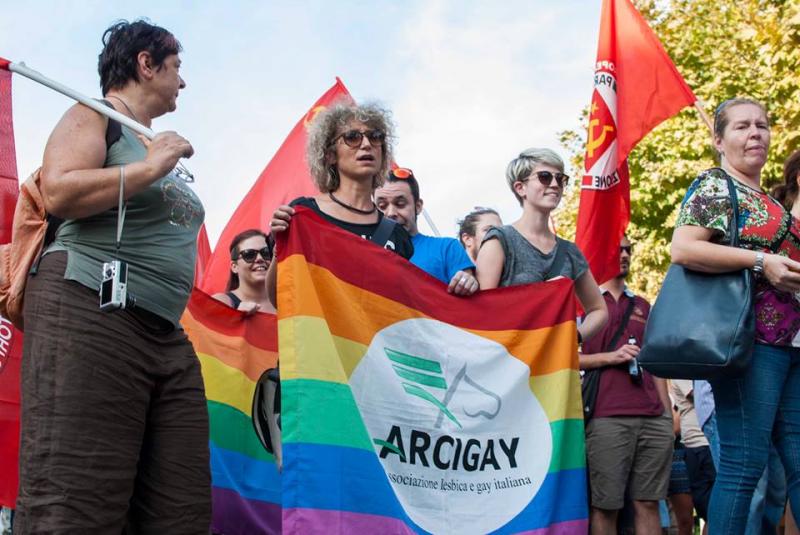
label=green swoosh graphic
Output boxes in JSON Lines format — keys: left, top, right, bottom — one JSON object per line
{"left": 392, "top": 364, "right": 447, "bottom": 389}
{"left": 373, "top": 439, "right": 406, "bottom": 461}
{"left": 402, "top": 382, "right": 462, "bottom": 428}
{"left": 385, "top": 348, "right": 442, "bottom": 373}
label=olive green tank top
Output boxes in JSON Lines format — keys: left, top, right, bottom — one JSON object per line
{"left": 48, "top": 126, "right": 204, "bottom": 326}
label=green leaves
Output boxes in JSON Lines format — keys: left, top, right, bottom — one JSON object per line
{"left": 558, "top": 0, "right": 800, "bottom": 299}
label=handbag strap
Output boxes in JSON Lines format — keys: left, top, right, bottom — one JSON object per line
{"left": 605, "top": 295, "right": 636, "bottom": 352}
{"left": 722, "top": 173, "right": 740, "bottom": 248}
{"left": 370, "top": 215, "right": 397, "bottom": 248}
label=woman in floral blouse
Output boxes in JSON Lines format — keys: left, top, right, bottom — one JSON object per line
{"left": 671, "top": 98, "right": 800, "bottom": 532}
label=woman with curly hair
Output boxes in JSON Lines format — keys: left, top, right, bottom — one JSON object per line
{"left": 266, "top": 102, "right": 413, "bottom": 303}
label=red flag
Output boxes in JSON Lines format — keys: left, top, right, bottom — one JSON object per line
{"left": 576, "top": 0, "right": 696, "bottom": 285}
{"left": 194, "top": 224, "right": 211, "bottom": 286}
{"left": 199, "top": 78, "right": 353, "bottom": 294}
{"left": 0, "top": 67, "right": 21, "bottom": 508}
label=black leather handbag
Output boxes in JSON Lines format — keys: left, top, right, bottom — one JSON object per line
{"left": 639, "top": 173, "right": 754, "bottom": 379}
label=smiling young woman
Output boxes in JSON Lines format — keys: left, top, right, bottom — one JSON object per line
{"left": 213, "top": 229, "right": 275, "bottom": 315}
{"left": 476, "top": 147, "right": 608, "bottom": 344}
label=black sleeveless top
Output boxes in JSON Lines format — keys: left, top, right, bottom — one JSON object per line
{"left": 226, "top": 291, "right": 242, "bottom": 309}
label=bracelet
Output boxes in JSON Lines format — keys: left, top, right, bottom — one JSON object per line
{"left": 752, "top": 252, "right": 765, "bottom": 274}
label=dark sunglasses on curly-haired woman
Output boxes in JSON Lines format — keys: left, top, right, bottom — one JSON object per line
{"left": 334, "top": 129, "right": 386, "bottom": 148}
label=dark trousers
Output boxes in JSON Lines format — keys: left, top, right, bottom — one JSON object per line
{"left": 15, "top": 252, "right": 210, "bottom": 534}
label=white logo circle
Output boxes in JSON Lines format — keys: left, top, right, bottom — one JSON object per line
{"left": 350, "top": 318, "right": 552, "bottom": 534}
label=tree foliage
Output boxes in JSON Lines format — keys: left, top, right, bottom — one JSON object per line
{"left": 556, "top": 0, "right": 800, "bottom": 300}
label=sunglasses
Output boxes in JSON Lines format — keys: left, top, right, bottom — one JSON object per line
{"left": 523, "top": 170, "right": 570, "bottom": 188}
{"left": 334, "top": 129, "right": 386, "bottom": 148}
{"left": 620, "top": 245, "right": 633, "bottom": 254}
{"left": 391, "top": 167, "right": 415, "bottom": 180}
{"left": 236, "top": 246, "right": 272, "bottom": 264}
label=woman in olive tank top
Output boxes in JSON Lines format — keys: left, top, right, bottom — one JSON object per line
{"left": 16, "top": 21, "right": 210, "bottom": 533}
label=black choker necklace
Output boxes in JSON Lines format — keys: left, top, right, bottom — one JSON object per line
{"left": 328, "top": 192, "right": 377, "bottom": 215}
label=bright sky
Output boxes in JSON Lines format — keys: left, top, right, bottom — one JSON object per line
{"left": 4, "top": 1, "right": 600, "bottom": 247}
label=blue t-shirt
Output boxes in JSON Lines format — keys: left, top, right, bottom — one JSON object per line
{"left": 410, "top": 233, "right": 475, "bottom": 284}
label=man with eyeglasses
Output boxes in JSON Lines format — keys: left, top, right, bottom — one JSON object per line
{"left": 579, "top": 236, "right": 673, "bottom": 535}
{"left": 375, "top": 169, "right": 478, "bottom": 295}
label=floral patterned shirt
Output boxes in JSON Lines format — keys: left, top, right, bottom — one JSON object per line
{"left": 676, "top": 168, "right": 800, "bottom": 347}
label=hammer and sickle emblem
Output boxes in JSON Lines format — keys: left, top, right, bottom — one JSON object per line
{"left": 587, "top": 119, "right": 614, "bottom": 158}
{"left": 303, "top": 105, "right": 327, "bottom": 128}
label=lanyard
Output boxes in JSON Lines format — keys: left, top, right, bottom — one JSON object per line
{"left": 115, "top": 165, "right": 127, "bottom": 255}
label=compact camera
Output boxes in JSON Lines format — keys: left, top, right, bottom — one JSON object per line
{"left": 99, "top": 260, "right": 132, "bottom": 311}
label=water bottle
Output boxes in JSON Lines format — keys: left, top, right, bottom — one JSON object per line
{"left": 627, "top": 335, "right": 640, "bottom": 380}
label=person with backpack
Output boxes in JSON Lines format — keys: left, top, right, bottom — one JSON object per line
{"left": 15, "top": 20, "right": 208, "bottom": 533}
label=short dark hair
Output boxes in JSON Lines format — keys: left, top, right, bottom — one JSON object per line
{"left": 98, "top": 19, "right": 182, "bottom": 96}
{"left": 457, "top": 207, "right": 500, "bottom": 246}
{"left": 226, "top": 229, "right": 272, "bottom": 291}
{"left": 384, "top": 169, "right": 420, "bottom": 203}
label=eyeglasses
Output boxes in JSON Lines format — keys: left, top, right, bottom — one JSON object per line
{"left": 522, "top": 170, "right": 570, "bottom": 188}
{"left": 620, "top": 245, "right": 633, "bottom": 254}
{"left": 391, "top": 167, "right": 415, "bottom": 180}
{"left": 236, "top": 246, "right": 272, "bottom": 263}
{"left": 333, "top": 129, "right": 386, "bottom": 148}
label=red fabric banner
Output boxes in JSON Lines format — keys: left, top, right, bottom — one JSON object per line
{"left": 199, "top": 78, "right": 353, "bottom": 294}
{"left": 195, "top": 224, "right": 211, "bottom": 286}
{"left": 0, "top": 67, "right": 21, "bottom": 508}
{"left": 576, "top": 0, "right": 696, "bottom": 285}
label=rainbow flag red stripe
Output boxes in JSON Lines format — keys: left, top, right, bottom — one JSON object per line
{"left": 182, "top": 291, "right": 280, "bottom": 534}
{"left": 277, "top": 207, "right": 588, "bottom": 534}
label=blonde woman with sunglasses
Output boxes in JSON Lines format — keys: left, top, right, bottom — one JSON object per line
{"left": 476, "top": 148, "right": 607, "bottom": 343}
{"left": 267, "top": 102, "right": 414, "bottom": 305}
{"left": 213, "top": 229, "right": 276, "bottom": 314}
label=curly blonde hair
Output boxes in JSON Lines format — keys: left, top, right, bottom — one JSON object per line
{"left": 306, "top": 101, "right": 395, "bottom": 193}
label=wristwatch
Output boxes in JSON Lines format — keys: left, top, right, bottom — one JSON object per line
{"left": 752, "top": 252, "right": 765, "bottom": 274}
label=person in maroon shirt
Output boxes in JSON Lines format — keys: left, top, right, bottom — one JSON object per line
{"left": 579, "top": 236, "right": 673, "bottom": 535}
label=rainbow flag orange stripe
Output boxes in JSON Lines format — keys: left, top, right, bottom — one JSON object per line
{"left": 278, "top": 208, "right": 588, "bottom": 534}
{"left": 182, "top": 291, "right": 280, "bottom": 534}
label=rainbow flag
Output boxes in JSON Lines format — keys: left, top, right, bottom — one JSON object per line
{"left": 277, "top": 207, "right": 588, "bottom": 534}
{"left": 182, "top": 291, "right": 280, "bottom": 534}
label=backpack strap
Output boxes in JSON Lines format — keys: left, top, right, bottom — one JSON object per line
{"left": 30, "top": 103, "right": 122, "bottom": 276}
{"left": 100, "top": 99, "right": 123, "bottom": 148}
{"left": 370, "top": 216, "right": 397, "bottom": 248}
{"left": 606, "top": 295, "right": 637, "bottom": 352}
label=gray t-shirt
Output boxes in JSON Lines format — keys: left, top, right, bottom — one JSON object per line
{"left": 482, "top": 225, "right": 589, "bottom": 287}
{"left": 48, "top": 125, "right": 204, "bottom": 326}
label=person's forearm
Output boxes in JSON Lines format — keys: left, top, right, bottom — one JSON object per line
{"left": 671, "top": 238, "right": 756, "bottom": 274}
{"left": 578, "top": 352, "right": 610, "bottom": 370}
{"left": 41, "top": 160, "right": 162, "bottom": 219}
{"left": 578, "top": 308, "right": 607, "bottom": 343}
